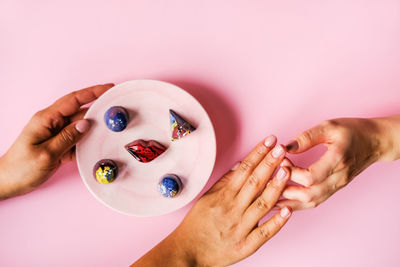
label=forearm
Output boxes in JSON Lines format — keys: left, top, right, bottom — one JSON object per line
{"left": 374, "top": 114, "right": 400, "bottom": 161}
{"left": 0, "top": 152, "right": 37, "bottom": 200}
{"left": 131, "top": 233, "right": 195, "bottom": 267}
{"left": 0, "top": 155, "right": 16, "bottom": 200}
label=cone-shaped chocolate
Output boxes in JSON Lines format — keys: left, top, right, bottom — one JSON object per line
{"left": 169, "top": 109, "right": 196, "bottom": 141}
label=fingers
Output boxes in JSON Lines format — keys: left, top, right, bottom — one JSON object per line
{"left": 242, "top": 166, "right": 291, "bottom": 231}
{"left": 69, "top": 108, "right": 89, "bottom": 123}
{"left": 49, "top": 83, "right": 114, "bottom": 117}
{"left": 285, "top": 147, "right": 341, "bottom": 187}
{"left": 235, "top": 144, "right": 286, "bottom": 210}
{"left": 245, "top": 207, "right": 292, "bottom": 252}
{"left": 45, "top": 119, "right": 91, "bottom": 158}
{"left": 277, "top": 170, "right": 345, "bottom": 210}
{"left": 275, "top": 199, "right": 313, "bottom": 210}
{"left": 286, "top": 123, "right": 327, "bottom": 154}
{"left": 306, "top": 147, "right": 343, "bottom": 184}
{"left": 227, "top": 135, "right": 277, "bottom": 192}
{"left": 23, "top": 84, "right": 112, "bottom": 145}
{"left": 281, "top": 181, "right": 332, "bottom": 208}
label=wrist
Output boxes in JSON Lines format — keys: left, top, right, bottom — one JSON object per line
{"left": 372, "top": 115, "right": 400, "bottom": 161}
{"left": 131, "top": 229, "right": 195, "bottom": 267}
{"left": 0, "top": 155, "right": 14, "bottom": 200}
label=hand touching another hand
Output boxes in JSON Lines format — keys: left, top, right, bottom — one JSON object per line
{"left": 277, "top": 116, "right": 400, "bottom": 210}
{"left": 133, "top": 136, "right": 292, "bottom": 267}
{"left": 0, "top": 84, "right": 114, "bottom": 200}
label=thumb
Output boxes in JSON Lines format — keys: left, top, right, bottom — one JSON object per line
{"left": 286, "top": 123, "right": 327, "bottom": 154}
{"left": 47, "top": 119, "right": 91, "bottom": 157}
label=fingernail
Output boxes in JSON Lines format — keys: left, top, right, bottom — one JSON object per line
{"left": 280, "top": 207, "right": 291, "bottom": 218}
{"left": 264, "top": 135, "right": 276, "bottom": 147}
{"left": 272, "top": 145, "right": 285, "bottom": 158}
{"left": 286, "top": 140, "right": 299, "bottom": 152}
{"left": 276, "top": 168, "right": 287, "bottom": 182}
{"left": 75, "top": 120, "right": 90, "bottom": 133}
{"left": 280, "top": 159, "right": 291, "bottom": 167}
{"left": 231, "top": 162, "right": 240, "bottom": 171}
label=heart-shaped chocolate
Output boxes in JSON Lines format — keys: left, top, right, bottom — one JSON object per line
{"left": 124, "top": 139, "right": 167, "bottom": 163}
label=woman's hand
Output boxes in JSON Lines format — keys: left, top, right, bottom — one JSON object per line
{"left": 0, "top": 83, "right": 114, "bottom": 200}
{"left": 277, "top": 115, "right": 400, "bottom": 210}
{"left": 133, "top": 136, "right": 292, "bottom": 267}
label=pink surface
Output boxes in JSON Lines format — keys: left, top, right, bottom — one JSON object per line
{"left": 76, "top": 80, "right": 216, "bottom": 216}
{"left": 1, "top": 1, "right": 399, "bottom": 266}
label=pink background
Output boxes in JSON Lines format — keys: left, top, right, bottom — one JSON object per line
{"left": 1, "top": 1, "right": 399, "bottom": 266}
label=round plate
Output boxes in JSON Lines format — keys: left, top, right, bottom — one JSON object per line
{"left": 76, "top": 80, "right": 216, "bottom": 216}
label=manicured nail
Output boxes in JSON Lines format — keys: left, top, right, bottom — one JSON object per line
{"left": 231, "top": 162, "right": 240, "bottom": 171}
{"left": 280, "top": 158, "right": 291, "bottom": 167}
{"left": 276, "top": 168, "right": 287, "bottom": 182}
{"left": 286, "top": 140, "right": 299, "bottom": 152}
{"left": 272, "top": 145, "right": 285, "bottom": 158}
{"left": 264, "top": 135, "right": 276, "bottom": 147}
{"left": 280, "top": 207, "right": 291, "bottom": 218}
{"left": 75, "top": 120, "right": 90, "bottom": 133}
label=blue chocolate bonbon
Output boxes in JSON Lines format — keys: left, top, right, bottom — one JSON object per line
{"left": 104, "top": 106, "right": 129, "bottom": 132}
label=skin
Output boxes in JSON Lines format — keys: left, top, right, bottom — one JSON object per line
{"left": 276, "top": 116, "right": 400, "bottom": 210}
{"left": 0, "top": 85, "right": 292, "bottom": 266}
{"left": 133, "top": 136, "right": 292, "bottom": 267}
{"left": 2, "top": 83, "right": 399, "bottom": 265}
{"left": 0, "top": 83, "right": 114, "bottom": 200}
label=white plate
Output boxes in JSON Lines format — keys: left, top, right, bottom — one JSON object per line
{"left": 76, "top": 80, "right": 216, "bottom": 216}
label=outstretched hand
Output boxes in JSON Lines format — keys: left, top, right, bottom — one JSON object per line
{"left": 0, "top": 83, "right": 114, "bottom": 200}
{"left": 133, "top": 136, "right": 292, "bottom": 267}
{"left": 277, "top": 116, "right": 400, "bottom": 210}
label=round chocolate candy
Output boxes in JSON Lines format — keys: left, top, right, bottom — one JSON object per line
{"left": 93, "top": 159, "right": 118, "bottom": 184}
{"left": 104, "top": 106, "right": 129, "bottom": 132}
{"left": 158, "top": 174, "right": 183, "bottom": 198}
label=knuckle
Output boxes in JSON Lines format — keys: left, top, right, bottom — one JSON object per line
{"left": 262, "top": 158, "right": 275, "bottom": 169}
{"left": 322, "top": 119, "right": 336, "bottom": 128}
{"left": 33, "top": 109, "right": 47, "bottom": 121}
{"left": 303, "top": 174, "right": 315, "bottom": 186}
{"left": 334, "top": 125, "right": 350, "bottom": 137}
{"left": 37, "top": 150, "right": 52, "bottom": 165}
{"left": 248, "top": 174, "right": 260, "bottom": 187}
{"left": 269, "top": 181, "right": 282, "bottom": 193}
{"left": 70, "top": 90, "right": 79, "bottom": 97}
{"left": 239, "top": 160, "right": 252, "bottom": 173}
{"left": 60, "top": 129, "right": 76, "bottom": 144}
{"left": 258, "top": 226, "right": 271, "bottom": 239}
{"left": 272, "top": 217, "right": 282, "bottom": 229}
{"left": 256, "top": 197, "right": 271, "bottom": 210}
{"left": 302, "top": 192, "right": 313, "bottom": 202}
{"left": 257, "top": 144, "right": 267, "bottom": 155}
{"left": 219, "top": 174, "right": 231, "bottom": 184}
{"left": 307, "top": 200, "right": 319, "bottom": 208}
{"left": 298, "top": 130, "right": 313, "bottom": 146}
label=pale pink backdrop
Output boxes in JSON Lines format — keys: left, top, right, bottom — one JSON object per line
{"left": 1, "top": 1, "right": 400, "bottom": 266}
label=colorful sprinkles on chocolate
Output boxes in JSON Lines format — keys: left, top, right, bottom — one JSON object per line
{"left": 93, "top": 159, "right": 118, "bottom": 184}
{"left": 169, "top": 109, "right": 196, "bottom": 141}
